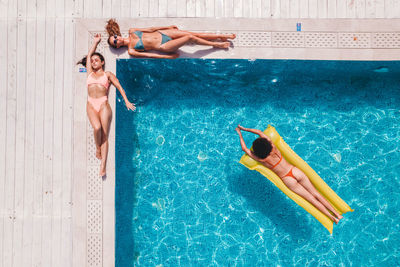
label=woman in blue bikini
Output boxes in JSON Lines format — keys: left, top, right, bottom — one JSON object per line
{"left": 236, "top": 125, "right": 343, "bottom": 224}
{"left": 105, "top": 19, "right": 236, "bottom": 59}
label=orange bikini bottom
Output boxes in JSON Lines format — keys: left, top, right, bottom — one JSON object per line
{"left": 284, "top": 167, "right": 296, "bottom": 179}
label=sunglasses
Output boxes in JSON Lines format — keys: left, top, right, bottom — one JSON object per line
{"left": 113, "top": 35, "right": 118, "bottom": 45}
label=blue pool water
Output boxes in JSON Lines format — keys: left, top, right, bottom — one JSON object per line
{"left": 116, "top": 59, "right": 400, "bottom": 266}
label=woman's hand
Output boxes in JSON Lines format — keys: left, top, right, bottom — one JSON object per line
{"left": 235, "top": 126, "right": 241, "bottom": 134}
{"left": 125, "top": 101, "right": 136, "bottom": 111}
{"left": 169, "top": 25, "right": 178, "bottom": 30}
{"left": 94, "top": 33, "right": 102, "bottom": 44}
{"left": 167, "top": 53, "right": 179, "bottom": 59}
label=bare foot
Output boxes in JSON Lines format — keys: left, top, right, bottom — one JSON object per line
{"left": 214, "top": 42, "right": 230, "bottom": 49}
{"left": 333, "top": 217, "right": 339, "bottom": 224}
{"left": 99, "top": 163, "right": 106, "bottom": 177}
{"left": 96, "top": 147, "right": 102, "bottom": 160}
{"left": 220, "top": 34, "right": 236, "bottom": 41}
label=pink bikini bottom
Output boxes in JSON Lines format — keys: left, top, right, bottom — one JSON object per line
{"left": 88, "top": 96, "right": 108, "bottom": 112}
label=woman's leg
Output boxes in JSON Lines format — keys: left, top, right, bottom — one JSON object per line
{"left": 159, "top": 29, "right": 235, "bottom": 40}
{"left": 98, "top": 103, "right": 113, "bottom": 177}
{"left": 159, "top": 34, "right": 230, "bottom": 52}
{"left": 282, "top": 176, "right": 340, "bottom": 223}
{"left": 293, "top": 167, "right": 343, "bottom": 220}
{"left": 87, "top": 103, "right": 102, "bottom": 159}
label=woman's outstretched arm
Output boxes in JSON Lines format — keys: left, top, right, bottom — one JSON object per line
{"left": 107, "top": 72, "right": 136, "bottom": 111}
{"left": 86, "top": 33, "right": 102, "bottom": 74}
{"left": 235, "top": 127, "right": 252, "bottom": 156}
{"left": 237, "top": 125, "right": 271, "bottom": 142}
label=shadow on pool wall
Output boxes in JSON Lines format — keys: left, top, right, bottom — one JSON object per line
{"left": 115, "top": 103, "right": 140, "bottom": 266}
{"left": 117, "top": 59, "right": 400, "bottom": 112}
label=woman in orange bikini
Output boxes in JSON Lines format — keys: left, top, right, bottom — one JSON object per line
{"left": 77, "top": 33, "right": 135, "bottom": 177}
{"left": 105, "top": 19, "right": 236, "bottom": 59}
{"left": 235, "top": 125, "right": 343, "bottom": 224}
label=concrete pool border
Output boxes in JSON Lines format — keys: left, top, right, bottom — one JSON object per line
{"left": 74, "top": 18, "right": 400, "bottom": 267}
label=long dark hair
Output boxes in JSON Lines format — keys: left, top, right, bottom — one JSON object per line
{"left": 76, "top": 52, "right": 105, "bottom": 70}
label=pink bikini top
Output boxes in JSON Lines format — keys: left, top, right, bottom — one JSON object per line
{"left": 87, "top": 72, "right": 110, "bottom": 89}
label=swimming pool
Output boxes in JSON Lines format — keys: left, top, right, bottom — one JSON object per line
{"left": 116, "top": 59, "right": 400, "bottom": 266}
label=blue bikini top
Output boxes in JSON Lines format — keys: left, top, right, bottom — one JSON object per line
{"left": 134, "top": 31, "right": 145, "bottom": 51}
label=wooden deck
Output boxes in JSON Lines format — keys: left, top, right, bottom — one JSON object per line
{"left": 1, "top": 0, "right": 400, "bottom": 267}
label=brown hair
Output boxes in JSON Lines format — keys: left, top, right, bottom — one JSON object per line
{"left": 106, "top": 18, "right": 121, "bottom": 37}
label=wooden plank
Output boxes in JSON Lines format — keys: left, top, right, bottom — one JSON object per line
{"left": 149, "top": 0, "right": 160, "bottom": 17}
{"left": 139, "top": 0, "right": 149, "bottom": 17}
{"left": 234, "top": 0, "right": 242, "bottom": 17}
{"left": 243, "top": 0, "right": 251, "bottom": 17}
{"left": 83, "top": 0, "right": 93, "bottom": 18}
{"left": 385, "top": 0, "right": 397, "bottom": 18}
{"left": 177, "top": 0, "right": 187, "bottom": 17}
{"left": 206, "top": 0, "right": 215, "bottom": 17}
{"left": 32, "top": 18, "right": 45, "bottom": 267}
{"left": 299, "top": 0, "right": 308, "bottom": 17}
{"left": 21, "top": 17, "right": 36, "bottom": 267}
{"left": 365, "top": 0, "right": 376, "bottom": 18}
{"left": 0, "top": 17, "right": 8, "bottom": 267}
{"left": 215, "top": 0, "right": 224, "bottom": 17}
{"left": 74, "top": 0, "right": 84, "bottom": 17}
{"left": 8, "top": 0, "right": 17, "bottom": 17}
{"left": 375, "top": 0, "right": 384, "bottom": 18}
{"left": 252, "top": 0, "right": 261, "bottom": 18}
{"left": 280, "top": 0, "right": 289, "bottom": 18}
{"left": 111, "top": 0, "right": 121, "bottom": 18}
{"left": 65, "top": 0, "right": 74, "bottom": 17}
{"left": 46, "top": 0, "right": 56, "bottom": 17}
{"left": 318, "top": 0, "right": 327, "bottom": 18}
{"left": 289, "top": 0, "right": 299, "bottom": 18}
{"left": 103, "top": 0, "right": 112, "bottom": 17}
{"left": 309, "top": 0, "right": 318, "bottom": 18}
{"left": 196, "top": 0, "right": 206, "bottom": 17}
{"left": 12, "top": 18, "right": 27, "bottom": 267}
{"left": 394, "top": 1, "right": 400, "bottom": 18}
{"left": 167, "top": 0, "right": 177, "bottom": 17}
{"left": 92, "top": 0, "right": 103, "bottom": 17}
{"left": 271, "top": 0, "right": 280, "bottom": 18}
{"left": 2, "top": 19, "right": 17, "bottom": 266}
{"left": 355, "top": 0, "right": 366, "bottom": 18}
{"left": 0, "top": 0, "right": 7, "bottom": 18}
{"left": 17, "top": 0, "right": 27, "bottom": 18}
{"left": 61, "top": 18, "right": 74, "bottom": 267}
{"left": 55, "top": 0, "right": 64, "bottom": 18}
{"left": 346, "top": 0, "right": 356, "bottom": 18}
{"left": 130, "top": 0, "right": 140, "bottom": 17}
{"left": 3, "top": 18, "right": 17, "bottom": 267}
{"left": 327, "top": 0, "right": 337, "bottom": 18}
{"left": 336, "top": 0, "right": 346, "bottom": 17}
{"left": 42, "top": 18, "right": 55, "bottom": 267}
{"left": 121, "top": 0, "right": 131, "bottom": 17}
{"left": 224, "top": 0, "right": 233, "bottom": 17}
{"left": 187, "top": 0, "right": 196, "bottom": 17}
{"left": 261, "top": 0, "right": 271, "bottom": 17}
{"left": 50, "top": 18, "right": 64, "bottom": 267}
{"left": 72, "top": 22, "right": 88, "bottom": 267}
{"left": 158, "top": 0, "right": 167, "bottom": 17}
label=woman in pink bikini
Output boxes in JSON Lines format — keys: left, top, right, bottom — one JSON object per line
{"left": 77, "top": 33, "right": 135, "bottom": 177}
{"left": 235, "top": 125, "right": 343, "bottom": 224}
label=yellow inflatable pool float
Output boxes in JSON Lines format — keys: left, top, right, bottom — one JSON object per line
{"left": 239, "top": 125, "right": 353, "bottom": 234}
